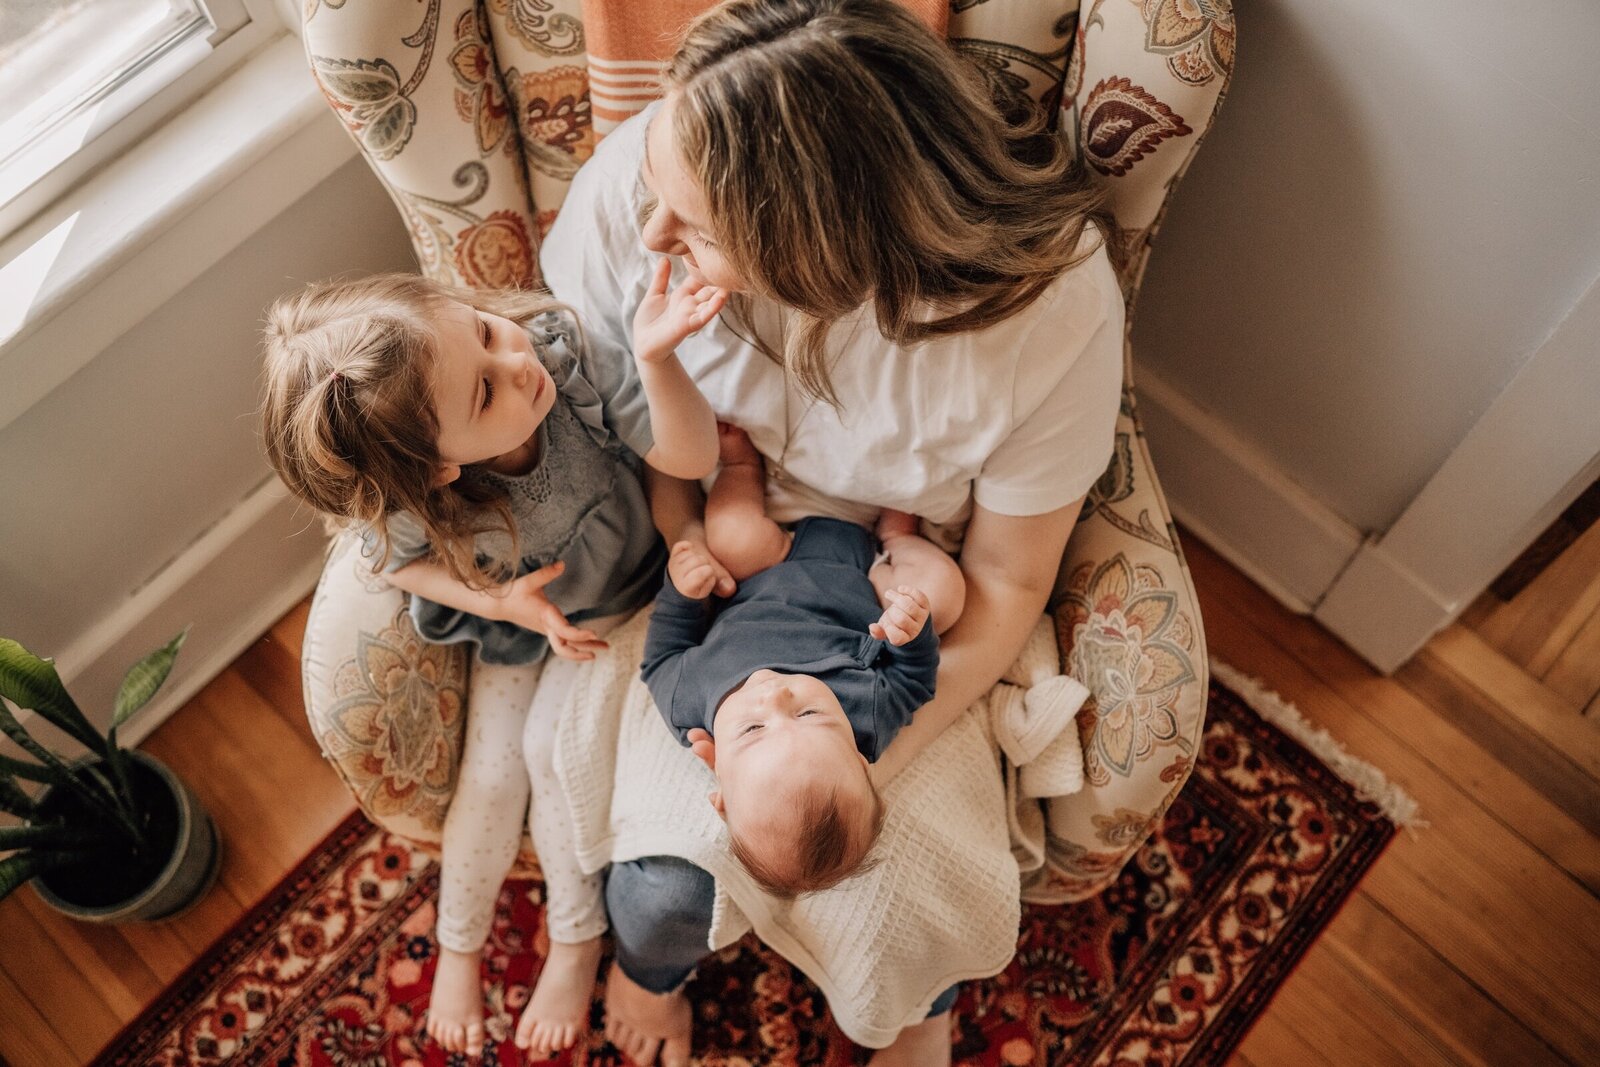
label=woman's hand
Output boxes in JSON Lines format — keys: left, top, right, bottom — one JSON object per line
{"left": 493, "top": 561, "right": 610, "bottom": 660}
{"left": 632, "top": 257, "right": 727, "bottom": 364}
{"left": 668, "top": 539, "right": 735, "bottom": 600}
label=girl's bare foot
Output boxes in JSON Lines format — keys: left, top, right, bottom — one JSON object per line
{"left": 602, "top": 960, "right": 692, "bottom": 1067}
{"left": 514, "top": 935, "right": 604, "bottom": 1059}
{"left": 867, "top": 1011, "right": 952, "bottom": 1067}
{"left": 427, "top": 945, "right": 486, "bottom": 1057}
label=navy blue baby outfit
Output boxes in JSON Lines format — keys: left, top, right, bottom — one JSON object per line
{"left": 640, "top": 517, "right": 939, "bottom": 761}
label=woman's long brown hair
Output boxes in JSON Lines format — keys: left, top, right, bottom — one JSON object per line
{"left": 667, "top": 0, "right": 1109, "bottom": 403}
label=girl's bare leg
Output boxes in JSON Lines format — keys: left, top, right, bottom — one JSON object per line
{"left": 870, "top": 510, "right": 966, "bottom": 634}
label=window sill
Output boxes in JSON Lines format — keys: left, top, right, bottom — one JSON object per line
{"left": 0, "top": 32, "right": 359, "bottom": 432}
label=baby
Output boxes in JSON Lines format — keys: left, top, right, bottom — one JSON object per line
{"left": 641, "top": 426, "right": 965, "bottom": 896}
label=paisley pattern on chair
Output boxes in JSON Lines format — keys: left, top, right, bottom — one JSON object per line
{"left": 298, "top": 0, "right": 1231, "bottom": 898}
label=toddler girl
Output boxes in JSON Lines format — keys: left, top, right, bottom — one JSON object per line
{"left": 260, "top": 264, "right": 723, "bottom": 1059}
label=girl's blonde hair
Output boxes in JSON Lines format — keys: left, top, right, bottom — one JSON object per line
{"left": 260, "top": 273, "right": 562, "bottom": 590}
{"left": 666, "top": 0, "right": 1111, "bottom": 403}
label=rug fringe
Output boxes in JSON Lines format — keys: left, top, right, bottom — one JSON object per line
{"left": 1209, "top": 658, "right": 1425, "bottom": 828}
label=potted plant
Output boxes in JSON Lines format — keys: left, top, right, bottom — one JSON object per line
{"left": 0, "top": 630, "right": 221, "bottom": 922}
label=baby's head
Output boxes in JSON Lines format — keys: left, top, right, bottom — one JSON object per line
{"left": 260, "top": 273, "right": 561, "bottom": 587}
{"left": 690, "top": 670, "right": 884, "bottom": 898}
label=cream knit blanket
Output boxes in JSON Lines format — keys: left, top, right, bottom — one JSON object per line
{"left": 553, "top": 608, "right": 1088, "bottom": 1048}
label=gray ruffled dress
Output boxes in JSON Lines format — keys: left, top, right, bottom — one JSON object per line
{"left": 362, "top": 311, "right": 666, "bottom": 665}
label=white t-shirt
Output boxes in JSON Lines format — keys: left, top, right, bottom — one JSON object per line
{"left": 540, "top": 106, "right": 1125, "bottom": 538}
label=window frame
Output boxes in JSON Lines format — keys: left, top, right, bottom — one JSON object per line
{"left": 0, "top": 0, "right": 288, "bottom": 243}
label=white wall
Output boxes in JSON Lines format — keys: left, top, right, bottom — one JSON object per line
{"left": 0, "top": 157, "right": 414, "bottom": 729}
{"left": 1134, "top": 0, "right": 1600, "bottom": 536}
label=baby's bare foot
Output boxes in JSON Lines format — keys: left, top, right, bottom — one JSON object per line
{"left": 875, "top": 507, "right": 920, "bottom": 542}
{"left": 603, "top": 960, "right": 692, "bottom": 1067}
{"left": 427, "top": 945, "right": 486, "bottom": 1057}
{"left": 717, "top": 422, "right": 761, "bottom": 467}
{"left": 514, "top": 936, "right": 603, "bottom": 1059}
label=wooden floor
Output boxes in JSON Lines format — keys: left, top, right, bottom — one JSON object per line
{"left": 2, "top": 530, "right": 1597, "bottom": 1067}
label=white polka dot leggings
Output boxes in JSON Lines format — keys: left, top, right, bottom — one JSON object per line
{"left": 434, "top": 648, "right": 607, "bottom": 954}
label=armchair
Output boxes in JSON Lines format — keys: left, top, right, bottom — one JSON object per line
{"left": 297, "top": 0, "right": 1232, "bottom": 902}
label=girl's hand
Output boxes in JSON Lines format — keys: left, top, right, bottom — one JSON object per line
{"left": 870, "top": 586, "right": 931, "bottom": 646}
{"left": 495, "top": 561, "right": 609, "bottom": 660}
{"left": 633, "top": 257, "right": 727, "bottom": 364}
{"left": 668, "top": 539, "right": 735, "bottom": 600}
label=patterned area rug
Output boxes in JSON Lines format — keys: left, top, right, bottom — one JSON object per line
{"left": 91, "top": 672, "right": 1406, "bottom": 1066}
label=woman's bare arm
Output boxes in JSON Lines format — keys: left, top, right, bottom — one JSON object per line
{"left": 869, "top": 496, "right": 1084, "bottom": 784}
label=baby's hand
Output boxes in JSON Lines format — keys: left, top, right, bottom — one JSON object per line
{"left": 496, "top": 561, "right": 609, "bottom": 660}
{"left": 633, "top": 257, "right": 727, "bottom": 364}
{"left": 870, "top": 586, "right": 930, "bottom": 646}
{"left": 668, "top": 539, "right": 736, "bottom": 600}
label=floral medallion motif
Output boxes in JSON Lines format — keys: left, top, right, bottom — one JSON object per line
{"left": 450, "top": 8, "right": 511, "bottom": 155}
{"left": 454, "top": 209, "right": 537, "bottom": 290}
{"left": 321, "top": 609, "right": 467, "bottom": 828}
{"left": 1081, "top": 76, "right": 1192, "bottom": 177}
{"left": 1142, "top": 0, "right": 1237, "bottom": 86}
{"left": 1058, "top": 554, "right": 1198, "bottom": 786}
{"left": 506, "top": 64, "right": 594, "bottom": 181}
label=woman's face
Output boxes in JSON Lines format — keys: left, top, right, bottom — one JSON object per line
{"left": 640, "top": 94, "right": 748, "bottom": 293}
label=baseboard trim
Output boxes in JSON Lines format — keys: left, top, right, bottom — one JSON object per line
{"left": 1134, "top": 362, "right": 1364, "bottom": 615}
{"left": 1312, "top": 539, "right": 1455, "bottom": 673}
{"left": 11, "top": 478, "right": 328, "bottom": 756}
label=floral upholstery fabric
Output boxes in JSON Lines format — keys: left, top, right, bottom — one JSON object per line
{"left": 298, "top": 0, "right": 1231, "bottom": 895}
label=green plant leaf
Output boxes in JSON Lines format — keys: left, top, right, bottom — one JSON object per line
{"left": 0, "top": 700, "right": 103, "bottom": 800}
{"left": 0, "top": 775, "right": 38, "bottom": 818}
{"left": 0, "top": 704, "right": 142, "bottom": 844}
{"left": 0, "top": 753, "right": 53, "bottom": 783}
{"left": 0, "top": 851, "right": 50, "bottom": 900}
{"left": 0, "top": 849, "right": 91, "bottom": 904}
{"left": 0, "top": 822, "right": 103, "bottom": 852}
{"left": 0, "top": 640, "right": 105, "bottom": 755}
{"left": 112, "top": 630, "right": 188, "bottom": 732}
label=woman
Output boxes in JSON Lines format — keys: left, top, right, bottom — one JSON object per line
{"left": 541, "top": 1, "right": 1124, "bottom": 1063}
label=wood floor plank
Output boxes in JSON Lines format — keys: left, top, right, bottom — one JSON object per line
{"left": 0, "top": 899, "right": 121, "bottom": 1061}
{"left": 1395, "top": 653, "right": 1600, "bottom": 833}
{"left": 1426, "top": 626, "right": 1600, "bottom": 781}
{"left": 1319, "top": 891, "right": 1567, "bottom": 1067}
{"left": 232, "top": 631, "right": 314, "bottom": 745}
{"left": 1232, "top": 1008, "right": 1332, "bottom": 1067}
{"left": 13, "top": 889, "right": 162, "bottom": 1019}
{"left": 1544, "top": 602, "right": 1600, "bottom": 714}
{"left": 270, "top": 597, "right": 312, "bottom": 660}
{"left": 1242, "top": 942, "right": 1454, "bottom": 1067}
{"left": 1193, "top": 567, "right": 1600, "bottom": 1063}
{"left": 1471, "top": 519, "right": 1600, "bottom": 674}
{"left": 1186, "top": 540, "right": 1600, "bottom": 895}
{"left": 0, "top": 959, "right": 74, "bottom": 1067}
{"left": 144, "top": 669, "right": 350, "bottom": 891}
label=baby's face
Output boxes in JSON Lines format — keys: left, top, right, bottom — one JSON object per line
{"left": 710, "top": 670, "right": 872, "bottom": 835}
